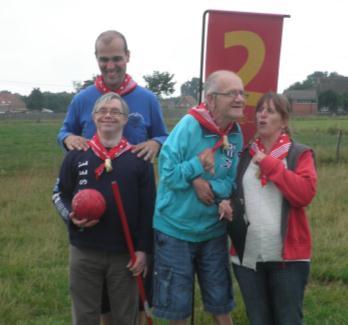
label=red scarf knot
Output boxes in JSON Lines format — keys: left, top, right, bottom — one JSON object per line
{"left": 188, "top": 103, "right": 235, "bottom": 152}
{"left": 95, "top": 74, "right": 137, "bottom": 95}
{"left": 250, "top": 133, "right": 291, "bottom": 186}
{"left": 87, "top": 134, "right": 132, "bottom": 180}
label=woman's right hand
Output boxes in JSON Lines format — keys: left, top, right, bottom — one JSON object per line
{"left": 251, "top": 146, "right": 266, "bottom": 164}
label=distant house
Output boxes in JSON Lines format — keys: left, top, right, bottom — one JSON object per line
{"left": 176, "top": 95, "right": 197, "bottom": 109}
{"left": 318, "top": 76, "right": 348, "bottom": 95}
{"left": 283, "top": 89, "right": 317, "bottom": 116}
{"left": 161, "top": 95, "right": 197, "bottom": 110}
{"left": 161, "top": 97, "right": 177, "bottom": 109}
{"left": 0, "top": 91, "right": 27, "bottom": 113}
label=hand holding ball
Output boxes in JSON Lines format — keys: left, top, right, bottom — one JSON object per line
{"left": 72, "top": 189, "right": 106, "bottom": 220}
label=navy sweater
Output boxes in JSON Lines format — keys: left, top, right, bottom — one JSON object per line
{"left": 52, "top": 148, "right": 156, "bottom": 254}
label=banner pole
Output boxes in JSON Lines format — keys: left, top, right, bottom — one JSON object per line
{"left": 199, "top": 10, "right": 209, "bottom": 104}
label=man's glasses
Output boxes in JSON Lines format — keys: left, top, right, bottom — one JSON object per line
{"left": 213, "top": 90, "right": 249, "bottom": 98}
{"left": 95, "top": 108, "right": 126, "bottom": 116}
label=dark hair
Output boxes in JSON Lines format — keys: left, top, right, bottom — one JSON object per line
{"left": 95, "top": 30, "right": 128, "bottom": 54}
{"left": 256, "top": 92, "right": 291, "bottom": 135}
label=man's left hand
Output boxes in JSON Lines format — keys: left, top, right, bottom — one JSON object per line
{"left": 132, "top": 140, "right": 160, "bottom": 163}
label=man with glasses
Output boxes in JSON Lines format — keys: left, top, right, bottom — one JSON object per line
{"left": 152, "top": 70, "right": 246, "bottom": 325}
{"left": 56, "top": 30, "right": 167, "bottom": 324}
{"left": 53, "top": 93, "right": 156, "bottom": 325}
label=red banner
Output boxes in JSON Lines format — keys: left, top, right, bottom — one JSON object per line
{"left": 204, "top": 10, "right": 288, "bottom": 143}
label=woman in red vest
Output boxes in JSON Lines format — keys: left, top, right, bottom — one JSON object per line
{"left": 223, "top": 92, "right": 317, "bottom": 325}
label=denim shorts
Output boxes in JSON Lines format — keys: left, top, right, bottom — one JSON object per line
{"left": 152, "top": 231, "right": 234, "bottom": 320}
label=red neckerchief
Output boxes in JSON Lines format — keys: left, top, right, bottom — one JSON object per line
{"left": 94, "top": 74, "right": 137, "bottom": 95}
{"left": 188, "top": 103, "right": 234, "bottom": 152}
{"left": 249, "top": 133, "right": 291, "bottom": 186}
{"left": 87, "top": 134, "right": 132, "bottom": 180}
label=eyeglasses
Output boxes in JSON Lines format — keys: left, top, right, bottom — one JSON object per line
{"left": 95, "top": 108, "right": 126, "bottom": 116}
{"left": 213, "top": 90, "right": 249, "bottom": 98}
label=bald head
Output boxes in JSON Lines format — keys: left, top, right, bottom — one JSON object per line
{"left": 203, "top": 70, "right": 245, "bottom": 127}
{"left": 204, "top": 70, "right": 243, "bottom": 98}
{"left": 95, "top": 30, "right": 128, "bottom": 54}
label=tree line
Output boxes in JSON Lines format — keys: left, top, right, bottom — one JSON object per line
{"left": 19, "top": 70, "right": 348, "bottom": 113}
{"left": 21, "top": 72, "right": 200, "bottom": 112}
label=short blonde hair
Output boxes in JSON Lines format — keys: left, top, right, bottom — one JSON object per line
{"left": 92, "top": 92, "right": 129, "bottom": 116}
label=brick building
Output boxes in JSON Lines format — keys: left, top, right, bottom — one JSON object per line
{"left": 0, "top": 91, "right": 27, "bottom": 113}
{"left": 283, "top": 89, "right": 317, "bottom": 116}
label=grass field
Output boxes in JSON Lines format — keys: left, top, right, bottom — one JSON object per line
{"left": 0, "top": 116, "right": 347, "bottom": 324}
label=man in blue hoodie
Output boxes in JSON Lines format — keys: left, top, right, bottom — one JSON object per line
{"left": 57, "top": 30, "right": 167, "bottom": 161}
{"left": 152, "top": 70, "right": 245, "bottom": 325}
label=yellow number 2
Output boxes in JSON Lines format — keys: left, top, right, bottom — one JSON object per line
{"left": 224, "top": 30, "right": 265, "bottom": 106}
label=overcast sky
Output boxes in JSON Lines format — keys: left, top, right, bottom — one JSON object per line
{"left": 1, "top": 0, "right": 346, "bottom": 96}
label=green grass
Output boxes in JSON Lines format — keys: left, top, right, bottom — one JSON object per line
{"left": 0, "top": 120, "right": 63, "bottom": 176}
{"left": 291, "top": 117, "right": 348, "bottom": 165}
{"left": 292, "top": 115, "right": 348, "bottom": 133}
{"left": 0, "top": 116, "right": 348, "bottom": 324}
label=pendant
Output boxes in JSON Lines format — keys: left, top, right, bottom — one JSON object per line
{"left": 222, "top": 135, "right": 229, "bottom": 150}
{"left": 105, "top": 158, "right": 113, "bottom": 172}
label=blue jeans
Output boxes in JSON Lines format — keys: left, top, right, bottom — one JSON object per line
{"left": 153, "top": 231, "right": 234, "bottom": 320}
{"left": 233, "top": 262, "right": 310, "bottom": 325}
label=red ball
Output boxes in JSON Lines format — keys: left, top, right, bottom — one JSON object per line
{"left": 72, "top": 189, "right": 106, "bottom": 220}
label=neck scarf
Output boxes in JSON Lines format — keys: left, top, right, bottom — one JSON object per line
{"left": 88, "top": 134, "right": 132, "bottom": 180}
{"left": 249, "top": 132, "right": 291, "bottom": 186}
{"left": 94, "top": 74, "right": 137, "bottom": 95}
{"left": 188, "top": 103, "right": 235, "bottom": 152}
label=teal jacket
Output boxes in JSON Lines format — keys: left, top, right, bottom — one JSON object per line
{"left": 153, "top": 114, "right": 243, "bottom": 242}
